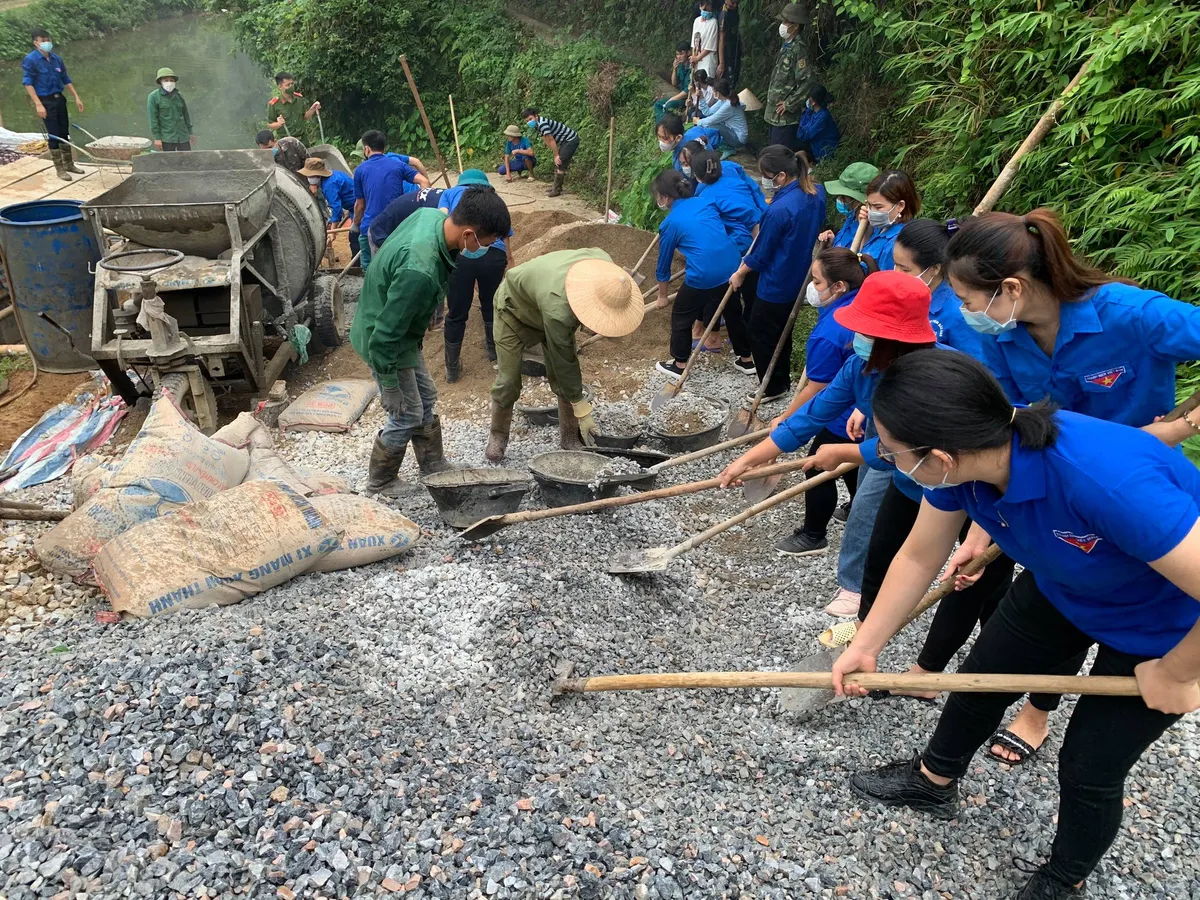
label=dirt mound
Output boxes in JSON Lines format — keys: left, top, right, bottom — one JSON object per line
{"left": 510, "top": 209, "right": 584, "bottom": 252}
{"left": 513, "top": 222, "right": 682, "bottom": 282}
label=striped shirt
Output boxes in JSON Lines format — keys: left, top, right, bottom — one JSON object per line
{"left": 532, "top": 116, "right": 578, "bottom": 145}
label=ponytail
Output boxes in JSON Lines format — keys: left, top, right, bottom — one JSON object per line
{"left": 874, "top": 350, "right": 1060, "bottom": 456}
{"left": 714, "top": 77, "right": 737, "bottom": 104}
{"left": 760, "top": 144, "right": 816, "bottom": 195}
{"left": 652, "top": 169, "right": 694, "bottom": 201}
{"left": 946, "top": 207, "right": 1132, "bottom": 301}
{"left": 690, "top": 149, "right": 722, "bottom": 185}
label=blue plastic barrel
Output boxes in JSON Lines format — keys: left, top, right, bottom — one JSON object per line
{"left": 0, "top": 199, "right": 99, "bottom": 373}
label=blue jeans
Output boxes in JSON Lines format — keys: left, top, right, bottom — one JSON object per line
{"left": 836, "top": 464, "right": 889, "bottom": 594}
{"left": 373, "top": 356, "right": 436, "bottom": 452}
{"left": 359, "top": 231, "right": 373, "bottom": 271}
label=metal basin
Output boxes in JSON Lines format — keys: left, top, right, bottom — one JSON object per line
{"left": 528, "top": 450, "right": 621, "bottom": 508}
{"left": 422, "top": 467, "right": 531, "bottom": 528}
{"left": 648, "top": 397, "right": 729, "bottom": 454}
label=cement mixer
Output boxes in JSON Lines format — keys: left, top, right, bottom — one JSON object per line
{"left": 81, "top": 149, "right": 346, "bottom": 432}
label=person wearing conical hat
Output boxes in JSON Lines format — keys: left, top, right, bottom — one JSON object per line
{"left": 485, "top": 251, "right": 643, "bottom": 462}
{"left": 147, "top": 66, "right": 193, "bottom": 151}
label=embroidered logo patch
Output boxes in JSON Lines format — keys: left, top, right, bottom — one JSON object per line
{"left": 1082, "top": 366, "right": 1126, "bottom": 388}
{"left": 1054, "top": 530, "right": 1102, "bottom": 553}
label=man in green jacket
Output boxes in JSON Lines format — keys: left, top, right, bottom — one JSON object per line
{"left": 351, "top": 189, "right": 512, "bottom": 496}
{"left": 147, "top": 67, "right": 194, "bottom": 151}
{"left": 764, "top": 2, "right": 814, "bottom": 150}
{"left": 485, "top": 249, "right": 643, "bottom": 462}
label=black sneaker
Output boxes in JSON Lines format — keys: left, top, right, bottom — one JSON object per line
{"left": 1013, "top": 863, "right": 1086, "bottom": 899}
{"left": 746, "top": 387, "right": 788, "bottom": 403}
{"left": 849, "top": 754, "right": 958, "bottom": 819}
{"left": 775, "top": 531, "right": 828, "bottom": 557}
{"left": 731, "top": 357, "right": 757, "bottom": 375}
{"left": 656, "top": 359, "right": 685, "bottom": 379}
{"left": 832, "top": 501, "right": 852, "bottom": 523}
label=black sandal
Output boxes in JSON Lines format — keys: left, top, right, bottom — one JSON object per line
{"left": 986, "top": 728, "right": 1040, "bottom": 765}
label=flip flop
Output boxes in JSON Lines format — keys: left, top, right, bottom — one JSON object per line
{"left": 701, "top": 344, "right": 724, "bottom": 353}
{"left": 986, "top": 728, "right": 1040, "bottom": 765}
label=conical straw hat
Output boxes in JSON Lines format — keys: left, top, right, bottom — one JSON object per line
{"left": 564, "top": 258, "right": 644, "bottom": 337}
{"left": 738, "top": 88, "right": 763, "bottom": 112}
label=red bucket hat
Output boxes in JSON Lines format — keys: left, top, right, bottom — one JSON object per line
{"left": 834, "top": 270, "right": 936, "bottom": 343}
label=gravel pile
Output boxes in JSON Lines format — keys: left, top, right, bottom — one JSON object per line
{"left": 0, "top": 344, "right": 1196, "bottom": 899}
{"left": 594, "top": 403, "right": 645, "bottom": 437}
{"left": 649, "top": 394, "right": 726, "bottom": 435}
{"left": 587, "top": 456, "right": 646, "bottom": 490}
{"left": 518, "top": 380, "right": 559, "bottom": 410}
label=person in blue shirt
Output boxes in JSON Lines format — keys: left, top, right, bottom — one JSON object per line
{"left": 655, "top": 113, "right": 721, "bottom": 175}
{"left": 690, "top": 149, "right": 764, "bottom": 255}
{"left": 728, "top": 145, "right": 825, "bottom": 400}
{"left": 650, "top": 170, "right": 750, "bottom": 378}
{"left": 940, "top": 205, "right": 1200, "bottom": 762}
{"left": 834, "top": 350, "right": 1200, "bottom": 900}
{"left": 819, "top": 161, "right": 880, "bottom": 250}
{"left": 694, "top": 77, "right": 747, "bottom": 154}
{"left": 795, "top": 84, "right": 840, "bottom": 167}
{"left": 892, "top": 219, "right": 984, "bottom": 360}
{"left": 438, "top": 171, "right": 515, "bottom": 381}
{"left": 367, "top": 187, "right": 445, "bottom": 254}
{"left": 22, "top": 28, "right": 85, "bottom": 181}
{"left": 498, "top": 124, "right": 536, "bottom": 180}
{"left": 352, "top": 130, "right": 429, "bottom": 270}
{"left": 856, "top": 169, "right": 919, "bottom": 270}
{"left": 764, "top": 247, "right": 877, "bottom": 557}
{"left": 300, "top": 157, "right": 354, "bottom": 226}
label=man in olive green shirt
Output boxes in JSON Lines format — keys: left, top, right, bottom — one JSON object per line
{"left": 147, "top": 67, "right": 194, "bottom": 151}
{"left": 486, "top": 249, "right": 644, "bottom": 462}
{"left": 764, "top": 2, "right": 814, "bottom": 150}
{"left": 350, "top": 190, "right": 512, "bottom": 496}
{"left": 267, "top": 71, "right": 320, "bottom": 146}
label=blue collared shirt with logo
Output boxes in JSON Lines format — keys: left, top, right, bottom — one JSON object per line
{"left": 22, "top": 50, "right": 71, "bottom": 96}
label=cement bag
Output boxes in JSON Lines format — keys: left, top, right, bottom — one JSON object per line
{"left": 94, "top": 481, "right": 342, "bottom": 619}
{"left": 35, "top": 397, "right": 250, "bottom": 575}
{"left": 71, "top": 454, "right": 118, "bottom": 508}
{"left": 245, "top": 449, "right": 349, "bottom": 497}
{"left": 212, "top": 412, "right": 274, "bottom": 450}
{"left": 308, "top": 494, "right": 420, "bottom": 573}
{"left": 277, "top": 379, "right": 378, "bottom": 433}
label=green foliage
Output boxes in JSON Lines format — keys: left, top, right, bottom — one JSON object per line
{"left": 614, "top": 145, "right": 672, "bottom": 230}
{"left": 0, "top": 0, "right": 201, "bottom": 60}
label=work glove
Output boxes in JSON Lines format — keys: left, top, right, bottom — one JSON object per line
{"left": 573, "top": 399, "right": 599, "bottom": 447}
{"left": 380, "top": 384, "right": 405, "bottom": 418}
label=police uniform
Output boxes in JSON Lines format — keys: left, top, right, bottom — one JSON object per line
{"left": 267, "top": 89, "right": 312, "bottom": 145}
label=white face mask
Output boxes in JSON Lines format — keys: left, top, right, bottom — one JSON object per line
{"left": 761, "top": 174, "right": 777, "bottom": 191}
{"left": 681, "top": 165, "right": 693, "bottom": 178}
{"left": 161, "top": 81, "right": 176, "bottom": 93}
{"left": 307, "top": 176, "right": 321, "bottom": 185}
{"left": 778, "top": 23, "right": 792, "bottom": 39}
{"left": 961, "top": 284, "right": 1019, "bottom": 335}
{"left": 867, "top": 203, "right": 899, "bottom": 228}
{"left": 806, "top": 282, "right": 830, "bottom": 307}
{"left": 658, "top": 139, "right": 674, "bottom": 152}
{"left": 902, "top": 451, "right": 957, "bottom": 490}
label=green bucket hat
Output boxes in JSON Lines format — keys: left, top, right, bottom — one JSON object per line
{"left": 155, "top": 67, "right": 177, "bottom": 83}
{"left": 457, "top": 169, "right": 490, "bottom": 187}
{"left": 823, "top": 161, "right": 879, "bottom": 204}
{"left": 778, "top": 3, "right": 812, "bottom": 25}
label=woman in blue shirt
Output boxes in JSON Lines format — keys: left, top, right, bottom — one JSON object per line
{"left": 767, "top": 247, "right": 876, "bottom": 557}
{"left": 893, "top": 219, "right": 984, "bottom": 360}
{"left": 695, "top": 77, "right": 748, "bottom": 153}
{"left": 941, "top": 205, "right": 1200, "bottom": 762}
{"left": 835, "top": 350, "right": 1200, "bottom": 900}
{"left": 728, "top": 145, "right": 826, "bottom": 400}
{"left": 856, "top": 169, "right": 919, "bottom": 270}
{"left": 498, "top": 124, "right": 536, "bottom": 180}
{"left": 650, "top": 170, "right": 750, "bottom": 377}
{"left": 690, "top": 149, "right": 764, "bottom": 255}
{"left": 795, "top": 84, "right": 840, "bottom": 166}
{"left": 819, "top": 160, "right": 880, "bottom": 247}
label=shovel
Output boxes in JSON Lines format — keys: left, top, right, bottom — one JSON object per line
{"left": 608, "top": 462, "right": 857, "bottom": 574}
{"left": 457, "top": 456, "right": 825, "bottom": 541}
{"left": 650, "top": 280, "right": 738, "bottom": 414}
{"left": 626, "top": 234, "right": 659, "bottom": 287}
{"left": 779, "top": 544, "right": 1004, "bottom": 718}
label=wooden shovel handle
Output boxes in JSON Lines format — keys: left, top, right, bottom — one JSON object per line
{"left": 649, "top": 427, "right": 772, "bottom": 472}
{"left": 633, "top": 233, "right": 660, "bottom": 274}
{"left": 903, "top": 543, "right": 1004, "bottom": 627}
{"left": 604, "top": 115, "right": 615, "bottom": 221}
{"left": 558, "top": 670, "right": 1140, "bottom": 696}
{"left": 745, "top": 257, "right": 815, "bottom": 425}
{"left": 849, "top": 217, "right": 870, "bottom": 253}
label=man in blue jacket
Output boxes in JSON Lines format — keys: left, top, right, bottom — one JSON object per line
{"left": 22, "top": 27, "right": 85, "bottom": 181}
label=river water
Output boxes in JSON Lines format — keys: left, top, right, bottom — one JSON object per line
{"left": 0, "top": 15, "right": 273, "bottom": 150}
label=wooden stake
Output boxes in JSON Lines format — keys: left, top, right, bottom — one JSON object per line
{"left": 399, "top": 55, "right": 453, "bottom": 189}
{"left": 604, "top": 116, "right": 615, "bottom": 222}
{"left": 448, "top": 94, "right": 464, "bottom": 174}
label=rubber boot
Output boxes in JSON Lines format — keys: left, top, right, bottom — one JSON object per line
{"left": 50, "top": 150, "right": 72, "bottom": 182}
{"left": 546, "top": 172, "right": 564, "bottom": 198}
{"left": 558, "top": 396, "right": 584, "bottom": 451}
{"left": 365, "top": 434, "right": 412, "bottom": 497}
{"left": 484, "top": 324, "right": 497, "bottom": 363}
{"left": 62, "top": 146, "right": 84, "bottom": 175}
{"left": 444, "top": 340, "right": 463, "bottom": 383}
{"left": 485, "top": 402, "right": 514, "bottom": 462}
{"left": 411, "top": 415, "right": 453, "bottom": 474}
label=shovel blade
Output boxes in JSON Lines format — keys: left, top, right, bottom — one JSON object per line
{"left": 650, "top": 382, "right": 679, "bottom": 414}
{"left": 457, "top": 515, "right": 508, "bottom": 542}
{"left": 726, "top": 408, "right": 762, "bottom": 440}
{"left": 608, "top": 547, "right": 673, "bottom": 574}
{"left": 777, "top": 648, "right": 844, "bottom": 720}
{"left": 625, "top": 267, "right": 646, "bottom": 287}
{"left": 742, "top": 472, "right": 784, "bottom": 505}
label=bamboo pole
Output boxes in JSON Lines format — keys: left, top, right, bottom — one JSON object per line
{"left": 448, "top": 94, "right": 465, "bottom": 174}
{"left": 399, "top": 55, "right": 453, "bottom": 189}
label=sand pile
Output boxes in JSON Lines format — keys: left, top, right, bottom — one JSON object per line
{"left": 513, "top": 222, "right": 684, "bottom": 284}
{"left": 510, "top": 210, "right": 584, "bottom": 251}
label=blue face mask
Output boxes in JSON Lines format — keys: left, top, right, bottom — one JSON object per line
{"left": 836, "top": 198, "right": 851, "bottom": 216}
{"left": 852, "top": 334, "right": 874, "bottom": 362}
{"left": 38, "top": 41, "right": 52, "bottom": 52}
{"left": 901, "top": 451, "right": 957, "bottom": 490}
{"left": 960, "top": 284, "right": 1018, "bottom": 335}
{"left": 460, "top": 232, "right": 493, "bottom": 260}
{"left": 701, "top": 10, "right": 715, "bottom": 19}
{"left": 271, "top": 146, "right": 279, "bottom": 157}
{"left": 805, "top": 99, "right": 814, "bottom": 111}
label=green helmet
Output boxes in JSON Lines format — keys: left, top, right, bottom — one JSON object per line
{"left": 155, "top": 67, "right": 177, "bottom": 83}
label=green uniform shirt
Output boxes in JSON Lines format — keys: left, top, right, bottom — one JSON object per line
{"left": 350, "top": 208, "right": 455, "bottom": 387}
{"left": 493, "top": 248, "right": 612, "bottom": 403}
{"left": 146, "top": 89, "right": 193, "bottom": 143}
{"left": 267, "top": 89, "right": 313, "bottom": 144}
{"left": 764, "top": 37, "right": 814, "bottom": 127}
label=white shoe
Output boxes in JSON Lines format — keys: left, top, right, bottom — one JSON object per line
{"left": 823, "top": 588, "right": 861, "bottom": 618}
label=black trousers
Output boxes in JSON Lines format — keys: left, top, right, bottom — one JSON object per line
{"left": 444, "top": 246, "right": 507, "bottom": 345}
{"left": 745, "top": 294, "right": 794, "bottom": 396}
{"left": 39, "top": 94, "right": 69, "bottom": 150}
{"left": 671, "top": 282, "right": 740, "bottom": 361}
{"left": 795, "top": 428, "right": 859, "bottom": 539}
{"left": 922, "top": 570, "right": 1179, "bottom": 887}
{"left": 162, "top": 142, "right": 191, "bottom": 151}
{"left": 767, "top": 124, "right": 800, "bottom": 152}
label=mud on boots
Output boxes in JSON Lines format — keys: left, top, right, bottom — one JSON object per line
{"left": 485, "top": 401, "right": 514, "bottom": 462}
